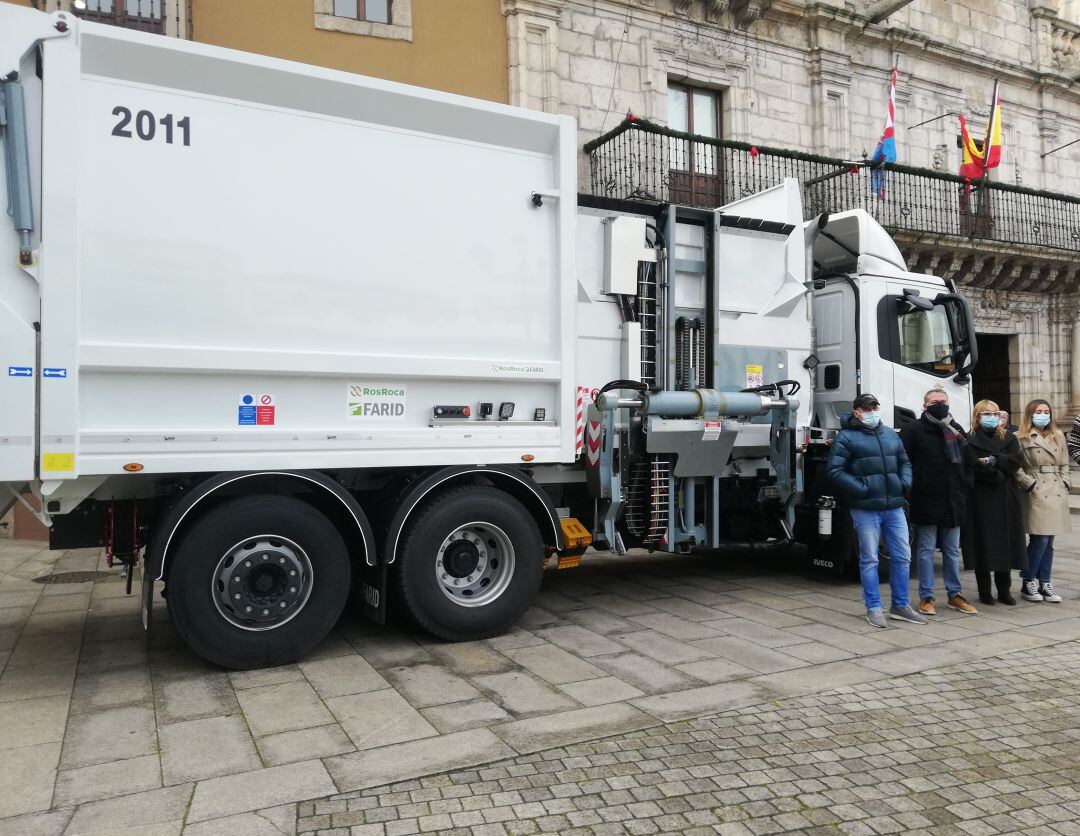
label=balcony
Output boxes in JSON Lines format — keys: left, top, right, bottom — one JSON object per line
{"left": 43, "top": 0, "right": 187, "bottom": 38}
{"left": 585, "top": 119, "right": 1080, "bottom": 293}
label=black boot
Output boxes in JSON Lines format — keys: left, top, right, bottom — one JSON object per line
{"left": 976, "top": 571, "right": 996, "bottom": 606}
{"left": 997, "top": 571, "right": 1015, "bottom": 605}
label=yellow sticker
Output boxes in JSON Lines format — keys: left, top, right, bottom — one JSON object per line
{"left": 745, "top": 364, "right": 764, "bottom": 388}
{"left": 42, "top": 453, "right": 75, "bottom": 472}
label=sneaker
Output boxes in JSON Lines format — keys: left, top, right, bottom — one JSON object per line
{"left": 1039, "top": 582, "right": 1062, "bottom": 603}
{"left": 947, "top": 595, "right": 978, "bottom": 614}
{"left": 918, "top": 597, "right": 936, "bottom": 616}
{"left": 889, "top": 605, "right": 929, "bottom": 625}
{"left": 866, "top": 609, "right": 889, "bottom": 629}
{"left": 1021, "top": 580, "right": 1044, "bottom": 602}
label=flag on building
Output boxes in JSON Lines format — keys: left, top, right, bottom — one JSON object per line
{"left": 870, "top": 65, "right": 898, "bottom": 200}
{"left": 959, "top": 81, "right": 1003, "bottom": 180}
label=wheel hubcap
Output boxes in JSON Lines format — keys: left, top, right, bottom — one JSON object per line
{"left": 212, "top": 536, "right": 313, "bottom": 631}
{"left": 435, "top": 522, "right": 516, "bottom": 608}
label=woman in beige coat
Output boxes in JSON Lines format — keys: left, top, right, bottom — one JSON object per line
{"left": 1015, "top": 399, "right": 1070, "bottom": 603}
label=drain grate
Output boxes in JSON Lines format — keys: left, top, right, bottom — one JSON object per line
{"left": 32, "top": 570, "right": 114, "bottom": 584}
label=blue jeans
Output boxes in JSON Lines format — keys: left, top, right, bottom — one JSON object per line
{"left": 1024, "top": 535, "right": 1055, "bottom": 583}
{"left": 914, "top": 525, "right": 963, "bottom": 600}
{"left": 850, "top": 507, "right": 912, "bottom": 611}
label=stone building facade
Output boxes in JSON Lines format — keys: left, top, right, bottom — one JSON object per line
{"left": 503, "top": 0, "right": 1080, "bottom": 420}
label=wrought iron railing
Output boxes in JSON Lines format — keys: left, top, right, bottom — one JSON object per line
{"left": 585, "top": 118, "right": 1080, "bottom": 253}
{"left": 47, "top": 0, "right": 188, "bottom": 37}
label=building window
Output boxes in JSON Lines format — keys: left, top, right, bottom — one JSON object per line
{"left": 667, "top": 83, "right": 723, "bottom": 207}
{"left": 333, "top": 0, "right": 390, "bottom": 24}
{"left": 73, "top": 0, "right": 165, "bottom": 34}
{"left": 315, "top": 0, "right": 412, "bottom": 41}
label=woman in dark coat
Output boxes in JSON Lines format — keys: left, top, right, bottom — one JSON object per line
{"left": 963, "top": 399, "right": 1028, "bottom": 605}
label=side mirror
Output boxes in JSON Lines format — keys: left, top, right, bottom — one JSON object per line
{"left": 816, "top": 212, "right": 830, "bottom": 230}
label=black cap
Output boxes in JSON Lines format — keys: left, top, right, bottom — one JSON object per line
{"left": 853, "top": 393, "right": 880, "bottom": 410}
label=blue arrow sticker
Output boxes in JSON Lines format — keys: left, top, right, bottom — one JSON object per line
{"left": 42, "top": 368, "right": 68, "bottom": 379}
{"left": 7, "top": 366, "right": 33, "bottom": 377}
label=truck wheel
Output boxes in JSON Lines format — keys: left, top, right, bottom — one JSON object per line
{"left": 167, "top": 496, "right": 350, "bottom": 670}
{"left": 393, "top": 486, "right": 544, "bottom": 641}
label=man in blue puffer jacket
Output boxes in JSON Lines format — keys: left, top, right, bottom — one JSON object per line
{"left": 826, "top": 393, "right": 927, "bottom": 629}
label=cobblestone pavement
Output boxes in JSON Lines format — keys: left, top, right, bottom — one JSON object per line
{"left": 3, "top": 524, "right": 1080, "bottom": 834}
{"left": 294, "top": 639, "right": 1080, "bottom": 836}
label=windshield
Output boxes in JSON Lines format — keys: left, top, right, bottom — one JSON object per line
{"left": 898, "top": 303, "right": 957, "bottom": 374}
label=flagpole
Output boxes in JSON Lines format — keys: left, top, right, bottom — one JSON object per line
{"left": 976, "top": 79, "right": 999, "bottom": 236}
{"left": 980, "top": 79, "right": 999, "bottom": 183}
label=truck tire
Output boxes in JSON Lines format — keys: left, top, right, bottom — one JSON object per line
{"left": 166, "top": 496, "right": 350, "bottom": 670}
{"left": 393, "top": 486, "right": 544, "bottom": 641}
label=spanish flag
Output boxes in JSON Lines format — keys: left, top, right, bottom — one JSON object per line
{"left": 959, "top": 82, "right": 1003, "bottom": 180}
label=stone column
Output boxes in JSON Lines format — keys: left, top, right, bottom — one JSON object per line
{"left": 1070, "top": 323, "right": 1080, "bottom": 415}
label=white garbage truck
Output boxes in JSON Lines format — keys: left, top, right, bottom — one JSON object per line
{"left": 0, "top": 5, "right": 977, "bottom": 668}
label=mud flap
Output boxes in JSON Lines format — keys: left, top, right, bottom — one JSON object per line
{"left": 355, "top": 560, "right": 387, "bottom": 625}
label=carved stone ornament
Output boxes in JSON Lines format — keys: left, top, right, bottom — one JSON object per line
{"left": 670, "top": 0, "right": 769, "bottom": 27}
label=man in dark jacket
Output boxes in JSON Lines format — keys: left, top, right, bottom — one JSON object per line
{"left": 826, "top": 393, "right": 925, "bottom": 629}
{"left": 900, "top": 389, "right": 978, "bottom": 616}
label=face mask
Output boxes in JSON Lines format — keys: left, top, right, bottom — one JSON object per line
{"left": 925, "top": 402, "right": 950, "bottom": 420}
{"left": 1033, "top": 414, "right": 1051, "bottom": 428}
{"left": 979, "top": 415, "right": 1000, "bottom": 430}
{"left": 860, "top": 411, "right": 881, "bottom": 428}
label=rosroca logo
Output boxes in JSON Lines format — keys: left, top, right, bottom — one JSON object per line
{"left": 349, "top": 386, "right": 405, "bottom": 398}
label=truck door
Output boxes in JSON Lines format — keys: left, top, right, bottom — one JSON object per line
{"left": 875, "top": 284, "right": 977, "bottom": 429}
{"left": 810, "top": 276, "right": 858, "bottom": 430}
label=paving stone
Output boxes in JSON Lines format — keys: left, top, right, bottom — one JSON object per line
{"left": 59, "top": 703, "right": 157, "bottom": 770}
{"left": 64, "top": 784, "right": 192, "bottom": 834}
{"left": 590, "top": 651, "right": 702, "bottom": 695}
{"left": 384, "top": 664, "right": 482, "bottom": 707}
{"left": 187, "top": 760, "right": 335, "bottom": 822}
{"left": 420, "top": 698, "right": 513, "bottom": 733}
{"left": 424, "top": 641, "right": 515, "bottom": 675}
{"left": 0, "top": 741, "right": 61, "bottom": 819}
{"left": 532, "top": 625, "right": 627, "bottom": 656}
{"left": 0, "top": 693, "right": 68, "bottom": 749}
{"left": 69, "top": 665, "right": 152, "bottom": 714}
{"left": 748, "top": 660, "right": 882, "bottom": 697}
{"left": 257, "top": 722, "right": 356, "bottom": 766}
{"left": 675, "top": 657, "right": 756, "bottom": 683}
{"left": 228, "top": 664, "right": 305, "bottom": 691}
{"left": 154, "top": 673, "right": 240, "bottom": 724}
{"left": 327, "top": 687, "right": 438, "bottom": 750}
{"left": 627, "top": 612, "right": 726, "bottom": 640}
{"left": 0, "top": 806, "right": 74, "bottom": 836}
{"left": 0, "top": 659, "right": 76, "bottom": 703}
{"left": 352, "top": 633, "right": 434, "bottom": 668}
{"left": 160, "top": 714, "right": 261, "bottom": 784}
{"left": 631, "top": 679, "right": 770, "bottom": 722}
{"left": 493, "top": 703, "right": 654, "bottom": 754}
{"left": 563, "top": 608, "right": 640, "bottom": 636}
{"left": 300, "top": 654, "right": 389, "bottom": 698}
{"left": 557, "top": 676, "right": 646, "bottom": 706}
{"left": 473, "top": 670, "right": 579, "bottom": 715}
{"left": 504, "top": 644, "right": 607, "bottom": 685}
{"left": 235, "top": 679, "right": 335, "bottom": 737}
{"left": 53, "top": 754, "right": 162, "bottom": 807}
{"left": 326, "top": 729, "right": 515, "bottom": 791}
{"left": 183, "top": 803, "right": 296, "bottom": 836}
{"left": 687, "top": 636, "right": 809, "bottom": 673}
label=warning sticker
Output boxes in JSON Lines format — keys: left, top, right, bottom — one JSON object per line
{"left": 347, "top": 384, "right": 406, "bottom": 419}
{"left": 257, "top": 394, "right": 276, "bottom": 426}
{"left": 745, "top": 364, "right": 764, "bottom": 388}
{"left": 42, "top": 452, "right": 74, "bottom": 472}
{"left": 239, "top": 394, "right": 275, "bottom": 426}
{"left": 703, "top": 420, "right": 722, "bottom": 441}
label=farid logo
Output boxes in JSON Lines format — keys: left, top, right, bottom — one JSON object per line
{"left": 347, "top": 384, "right": 406, "bottom": 418}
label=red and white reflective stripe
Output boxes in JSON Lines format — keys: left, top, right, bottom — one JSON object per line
{"left": 575, "top": 386, "right": 586, "bottom": 456}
